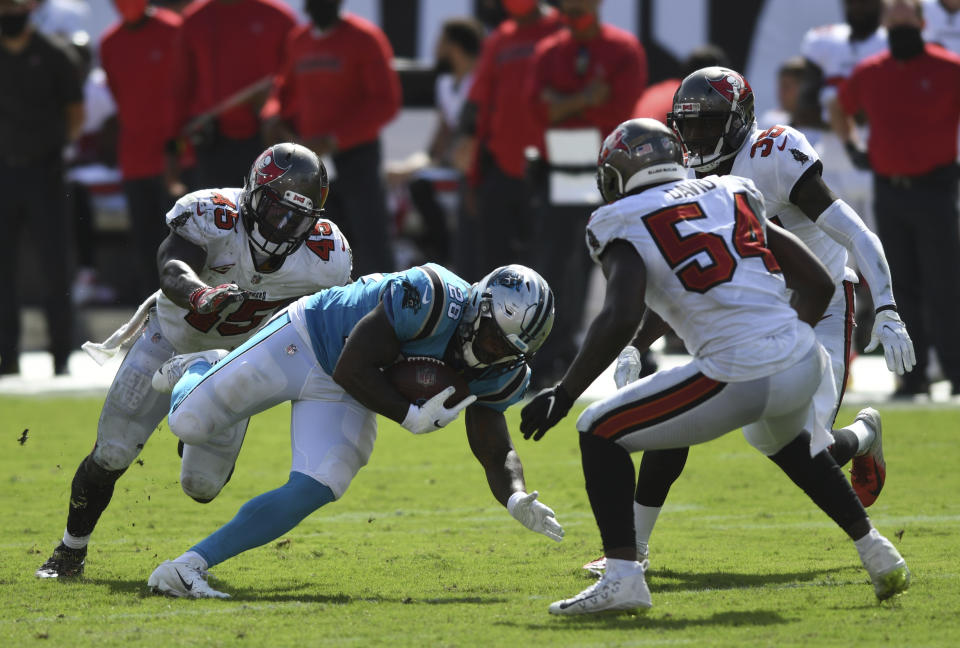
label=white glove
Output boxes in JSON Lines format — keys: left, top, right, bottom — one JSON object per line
{"left": 613, "top": 346, "right": 642, "bottom": 389}
{"left": 189, "top": 283, "right": 245, "bottom": 314}
{"left": 865, "top": 309, "right": 916, "bottom": 375}
{"left": 400, "top": 386, "right": 477, "bottom": 435}
{"left": 507, "top": 491, "right": 564, "bottom": 542}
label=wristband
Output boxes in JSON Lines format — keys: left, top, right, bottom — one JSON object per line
{"left": 875, "top": 304, "right": 898, "bottom": 314}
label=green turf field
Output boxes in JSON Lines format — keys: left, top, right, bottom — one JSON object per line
{"left": 1, "top": 396, "right": 958, "bottom": 647}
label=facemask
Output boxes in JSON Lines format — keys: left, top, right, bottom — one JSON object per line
{"left": 502, "top": 0, "right": 537, "bottom": 18}
{"left": 887, "top": 25, "right": 925, "bottom": 60}
{"left": 0, "top": 12, "right": 30, "bottom": 38}
{"left": 560, "top": 12, "right": 597, "bottom": 33}
{"left": 305, "top": 0, "right": 340, "bottom": 30}
{"left": 115, "top": 0, "right": 148, "bottom": 24}
{"left": 846, "top": 11, "right": 881, "bottom": 40}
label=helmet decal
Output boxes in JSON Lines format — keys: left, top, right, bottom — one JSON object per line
{"left": 707, "top": 71, "right": 751, "bottom": 105}
{"left": 253, "top": 150, "right": 290, "bottom": 186}
{"left": 492, "top": 268, "right": 525, "bottom": 291}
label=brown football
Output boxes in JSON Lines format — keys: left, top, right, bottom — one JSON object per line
{"left": 384, "top": 357, "right": 471, "bottom": 408}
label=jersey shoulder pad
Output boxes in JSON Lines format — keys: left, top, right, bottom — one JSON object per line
{"left": 302, "top": 218, "right": 353, "bottom": 286}
{"left": 740, "top": 125, "right": 820, "bottom": 200}
{"left": 166, "top": 189, "right": 242, "bottom": 247}
{"left": 470, "top": 365, "right": 531, "bottom": 412}
{"left": 585, "top": 202, "right": 627, "bottom": 263}
{"left": 382, "top": 264, "right": 468, "bottom": 342}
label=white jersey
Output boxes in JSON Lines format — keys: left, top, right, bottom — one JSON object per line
{"left": 923, "top": 0, "right": 960, "bottom": 54}
{"left": 156, "top": 187, "right": 352, "bottom": 353}
{"left": 586, "top": 175, "right": 815, "bottom": 382}
{"left": 731, "top": 124, "right": 854, "bottom": 287}
{"left": 801, "top": 23, "right": 887, "bottom": 119}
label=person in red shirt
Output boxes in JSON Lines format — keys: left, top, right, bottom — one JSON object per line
{"left": 100, "top": 0, "right": 182, "bottom": 299}
{"left": 461, "top": 1, "right": 563, "bottom": 274}
{"left": 171, "top": 0, "right": 295, "bottom": 189}
{"left": 262, "top": 0, "right": 400, "bottom": 276}
{"left": 837, "top": 0, "right": 960, "bottom": 397}
{"left": 524, "top": 0, "right": 647, "bottom": 386}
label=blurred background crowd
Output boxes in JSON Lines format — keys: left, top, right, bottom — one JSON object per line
{"left": 2, "top": 0, "right": 959, "bottom": 397}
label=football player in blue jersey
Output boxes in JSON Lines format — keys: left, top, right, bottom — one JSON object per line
{"left": 146, "top": 263, "right": 563, "bottom": 598}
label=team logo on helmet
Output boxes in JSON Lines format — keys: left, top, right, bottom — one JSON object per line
{"left": 493, "top": 268, "right": 524, "bottom": 291}
{"left": 707, "top": 71, "right": 752, "bottom": 104}
{"left": 598, "top": 126, "right": 631, "bottom": 164}
{"left": 253, "top": 149, "right": 290, "bottom": 186}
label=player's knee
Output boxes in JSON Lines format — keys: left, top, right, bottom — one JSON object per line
{"left": 180, "top": 471, "right": 224, "bottom": 504}
{"left": 168, "top": 406, "right": 215, "bottom": 445}
{"left": 91, "top": 441, "right": 139, "bottom": 472}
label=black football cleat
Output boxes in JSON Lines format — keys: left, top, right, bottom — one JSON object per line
{"left": 35, "top": 543, "right": 86, "bottom": 579}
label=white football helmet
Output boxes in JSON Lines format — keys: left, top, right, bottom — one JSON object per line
{"left": 458, "top": 265, "right": 554, "bottom": 370}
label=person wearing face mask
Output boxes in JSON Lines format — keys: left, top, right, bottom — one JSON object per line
{"left": 523, "top": 0, "right": 647, "bottom": 388}
{"left": 170, "top": 0, "right": 296, "bottom": 190}
{"left": 261, "top": 0, "right": 401, "bottom": 277}
{"left": 460, "top": 1, "right": 563, "bottom": 276}
{"left": 801, "top": 2, "right": 888, "bottom": 356}
{"left": 99, "top": 0, "right": 184, "bottom": 301}
{"left": 0, "top": 0, "right": 84, "bottom": 377}
{"left": 837, "top": 0, "right": 960, "bottom": 398}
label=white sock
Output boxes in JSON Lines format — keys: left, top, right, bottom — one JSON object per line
{"left": 176, "top": 550, "right": 208, "bottom": 570}
{"left": 853, "top": 527, "right": 881, "bottom": 556}
{"left": 842, "top": 418, "right": 876, "bottom": 456}
{"left": 62, "top": 530, "right": 89, "bottom": 550}
{"left": 605, "top": 557, "right": 642, "bottom": 579}
{"left": 634, "top": 502, "right": 661, "bottom": 548}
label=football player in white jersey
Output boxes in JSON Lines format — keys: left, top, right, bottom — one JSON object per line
{"left": 35, "top": 143, "right": 352, "bottom": 580}
{"left": 577, "top": 66, "right": 915, "bottom": 580}
{"left": 801, "top": 0, "right": 887, "bottom": 226}
{"left": 519, "top": 119, "right": 910, "bottom": 614}
{"left": 922, "top": 0, "right": 960, "bottom": 53}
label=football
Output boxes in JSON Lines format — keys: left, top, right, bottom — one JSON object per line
{"left": 384, "top": 357, "right": 471, "bottom": 408}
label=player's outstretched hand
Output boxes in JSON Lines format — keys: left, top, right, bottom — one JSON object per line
{"left": 401, "top": 387, "right": 477, "bottom": 435}
{"left": 614, "top": 346, "right": 642, "bottom": 389}
{"left": 865, "top": 309, "right": 916, "bottom": 375}
{"left": 508, "top": 491, "right": 564, "bottom": 542}
{"left": 189, "top": 283, "right": 246, "bottom": 314}
{"left": 520, "top": 384, "right": 574, "bottom": 441}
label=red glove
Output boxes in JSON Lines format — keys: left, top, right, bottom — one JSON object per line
{"left": 188, "top": 283, "right": 245, "bottom": 314}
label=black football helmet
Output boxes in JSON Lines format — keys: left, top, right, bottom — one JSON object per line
{"left": 241, "top": 143, "right": 329, "bottom": 257}
{"left": 667, "top": 66, "right": 755, "bottom": 173}
{"left": 596, "top": 118, "right": 688, "bottom": 203}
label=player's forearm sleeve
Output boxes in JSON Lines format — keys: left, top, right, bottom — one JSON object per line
{"left": 816, "top": 199, "right": 895, "bottom": 308}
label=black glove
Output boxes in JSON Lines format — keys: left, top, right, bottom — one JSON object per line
{"left": 844, "top": 141, "right": 871, "bottom": 171}
{"left": 520, "top": 383, "right": 575, "bottom": 441}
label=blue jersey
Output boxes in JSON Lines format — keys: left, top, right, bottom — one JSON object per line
{"left": 298, "top": 264, "right": 531, "bottom": 412}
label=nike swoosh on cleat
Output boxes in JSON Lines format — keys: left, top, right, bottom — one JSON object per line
{"left": 433, "top": 419, "right": 442, "bottom": 428}
{"left": 175, "top": 569, "right": 194, "bottom": 591}
{"left": 559, "top": 593, "right": 598, "bottom": 610}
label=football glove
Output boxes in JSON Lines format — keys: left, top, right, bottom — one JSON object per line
{"left": 865, "top": 309, "right": 916, "bottom": 375}
{"left": 189, "top": 283, "right": 245, "bottom": 314}
{"left": 400, "top": 387, "right": 477, "bottom": 435}
{"left": 507, "top": 491, "right": 564, "bottom": 542}
{"left": 614, "top": 346, "right": 642, "bottom": 389}
{"left": 520, "top": 383, "right": 574, "bottom": 441}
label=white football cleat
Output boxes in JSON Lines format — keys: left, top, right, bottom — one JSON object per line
{"left": 152, "top": 350, "right": 228, "bottom": 394}
{"left": 148, "top": 558, "right": 230, "bottom": 599}
{"left": 550, "top": 562, "right": 652, "bottom": 615}
{"left": 858, "top": 530, "right": 910, "bottom": 601}
{"left": 583, "top": 543, "right": 648, "bottom": 578}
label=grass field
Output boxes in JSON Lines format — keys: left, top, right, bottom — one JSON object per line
{"left": 1, "top": 395, "right": 958, "bottom": 647}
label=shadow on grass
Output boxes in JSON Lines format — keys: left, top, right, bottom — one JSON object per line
{"left": 496, "top": 608, "right": 791, "bottom": 631}
{"left": 90, "top": 577, "right": 508, "bottom": 606}
{"left": 648, "top": 567, "right": 840, "bottom": 593}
